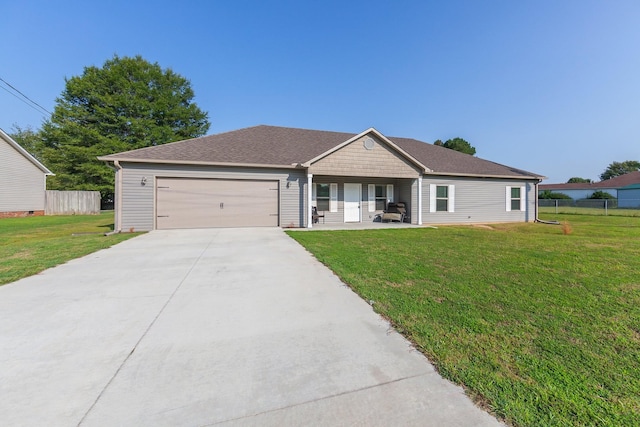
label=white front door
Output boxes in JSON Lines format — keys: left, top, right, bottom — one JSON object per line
{"left": 344, "top": 183, "right": 361, "bottom": 222}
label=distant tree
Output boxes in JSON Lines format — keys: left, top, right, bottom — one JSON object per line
{"left": 600, "top": 160, "right": 640, "bottom": 181}
{"left": 588, "top": 190, "right": 615, "bottom": 199}
{"left": 567, "top": 177, "right": 591, "bottom": 183}
{"left": 433, "top": 139, "right": 444, "bottom": 146}
{"left": 539, "top": 190, "right": 571, "bottom": 199}
{"left": 9, "top": 125, "right": 45, "bottom": 162}
{"left": 441, "top": 137, "right": 476, "bottom": 155}
{"left": 40, "top": 55, "right": 210, "bottom": 201}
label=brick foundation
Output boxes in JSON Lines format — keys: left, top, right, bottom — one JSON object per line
{"left": 0, "top": 210, "right": 45, "bottom": 219}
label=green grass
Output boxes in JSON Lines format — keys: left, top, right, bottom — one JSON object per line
{"left": 0, "top": 213, "right": 140, "bottom": 285}
{"left": 288, "top": 214, "right": 640, "bottom": 427}
{"left": 539, "top": 206, "right": 640, "bottom": 217}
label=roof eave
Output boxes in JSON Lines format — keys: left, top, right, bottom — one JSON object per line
{"left": 96, "top": 156, "right": 300, "bottom": 170}
{"left": 425, "top": 171, "right": 545, "bottom": 180}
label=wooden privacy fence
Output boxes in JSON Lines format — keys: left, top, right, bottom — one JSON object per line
{"left": 45, "top": 191, "right": 101, "bottom": 215}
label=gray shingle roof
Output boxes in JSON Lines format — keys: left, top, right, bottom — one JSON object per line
{"left": 98, "top": 125, "right": 543, "bottom": 179}
{"left": 389, "top": 136, "right": 541, "bottom": 178}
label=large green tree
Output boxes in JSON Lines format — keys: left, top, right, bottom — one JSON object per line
{"left": 600, "top": 160, "right": 640, "bottom": 181}
{"left": 41, "top": 55, "right": 210, "bottom": 200}
{"left": 436, "top": 137, "right": 476, "bottom": 155}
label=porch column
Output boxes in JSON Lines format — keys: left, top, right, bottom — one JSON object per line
{"left": 417, "top": 176, "right": 423, "bottom": 225}
{"left": 307, "top": 173, "right": 313, "bottom": 228}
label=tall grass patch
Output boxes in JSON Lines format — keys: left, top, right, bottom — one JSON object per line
{"left": 288, "top": 215, "right": 640, "bottom": 427}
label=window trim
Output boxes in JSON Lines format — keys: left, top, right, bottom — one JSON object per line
{"left": 329, "top": 183, "right": 338, "bottom": 212}
{"left": 429, "top": 184, "right": 455, "bottom": 213}
{"left": 368, "top": 184, "right": 394, "bottom": 212}
{"left": 314, "top": 183, "right": 338, "bottom": 213}
{"left": 506, "top": 186, "right": 526, "bottom": 212}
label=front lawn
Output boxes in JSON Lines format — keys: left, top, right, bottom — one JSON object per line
{"left": 0, "top": 213, "right": 139, "bottom": 285}
{"left": 288, "top": 214, "right": 640, "bottom": 427}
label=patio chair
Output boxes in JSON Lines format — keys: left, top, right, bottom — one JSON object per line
{"left": 381, "top": 202, "right": 406, "bottom": 223}
{"left": 312, "top": 206, "right": 325, "bottom": 224}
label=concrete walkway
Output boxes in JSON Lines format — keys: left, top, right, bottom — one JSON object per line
{"left": 0, "top": 228, "right": 504, "bottom": 426}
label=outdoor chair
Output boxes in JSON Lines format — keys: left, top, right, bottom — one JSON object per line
{"left": 381, "top": 202, "right": 406, "bottom": 223}
{"left": 312, "top": 206, "right": 325, "bottom": 224}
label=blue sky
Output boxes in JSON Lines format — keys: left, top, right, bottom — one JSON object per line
{"left": 2, "top": 0, "right": 639, "bottom": 183}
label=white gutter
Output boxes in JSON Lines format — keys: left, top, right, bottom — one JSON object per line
{"left": 95, "top": 157, "right": 301, "bottom": 170}
{"left": 423, "top": 171, "right": 546, "bottom": 180}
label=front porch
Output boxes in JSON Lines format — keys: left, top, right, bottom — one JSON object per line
{"left": 302, "top": 129, "right": 426, "bottom": 229}
{"left": 306, "top": 175, "right": 422, "bottom": 228}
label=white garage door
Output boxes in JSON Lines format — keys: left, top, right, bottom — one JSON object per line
{"left": 156, "top": 178, "right": 279, "bottom": 229}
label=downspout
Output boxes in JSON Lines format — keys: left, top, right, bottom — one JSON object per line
{"left": 534, "top": 179, "right": 560, "bottom": 225}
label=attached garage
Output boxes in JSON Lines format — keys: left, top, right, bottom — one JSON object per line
{"left": 156, "top": 178, "right": 279, "bottom": 229}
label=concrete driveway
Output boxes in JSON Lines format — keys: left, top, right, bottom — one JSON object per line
{"left": 0, "top": 228, "right": 504, "bottom": 426}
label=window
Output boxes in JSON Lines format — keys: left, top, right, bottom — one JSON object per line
{"left": 316, "top": 184, "right": 330, "bottom": 211}
{"left": 314, "top": 183, "right": 338, "bottom": 212}
{"left": 368, "top": 184, "right": 394, "bottom": 212}
{"left": 429, "top": 184, "right": 455, "bottom": 213}
{"left": 436, "top": 185, "right": 448, "bottom": 211}
{"left": 506, "top": 186, "right": 526, "bottom": 211}
{"left": 510, "top": 187, "right": 521, "bottom": 211}
{"left": 375, "top": 185, "right": 387, "bottom": 210}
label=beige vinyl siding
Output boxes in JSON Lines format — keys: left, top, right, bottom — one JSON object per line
{"left": 310, "top": 136, "right": 421, "bottom": 178}
{"left": 0, "top": 138, "right": 46, "bottom": 212}
{"left": 117, "top": 163, "right": 305, "bottom": 231}
{"left": 422, "top": 177, "right": 537, "bottom": 224}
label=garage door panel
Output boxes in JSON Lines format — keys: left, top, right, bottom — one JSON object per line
{"left": 156, "top": 178, "right": 279, "bottom": 229}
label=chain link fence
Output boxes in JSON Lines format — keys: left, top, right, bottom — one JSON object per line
{"left": 538, "top": 198, "right": 640, "bottom": 216}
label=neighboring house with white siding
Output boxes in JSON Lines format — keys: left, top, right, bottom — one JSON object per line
{"left": 0, "top": 128, "right": 53, "bottom": 218}
{"left": 98, "top": 125, "right": 545, "bottom": 231}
